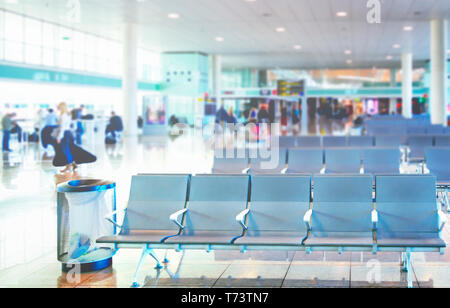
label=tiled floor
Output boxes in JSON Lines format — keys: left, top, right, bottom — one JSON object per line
{"left": 0, "top": 134, "right": 449, "bottom": 288}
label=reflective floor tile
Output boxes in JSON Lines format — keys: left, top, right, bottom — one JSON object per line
{"left": 214, "top": 264, "right": 289, "bottom": 288}
{"left": 283, "top": 263, "right": 350, "bottom": 288}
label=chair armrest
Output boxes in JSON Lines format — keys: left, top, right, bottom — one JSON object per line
{"left": 438, "top": 210, "right": 447, "bottom": 232}
{"left": 236, "top": 209, "right": 250, "bottom": 230}
{"left": 104, "top": 208, "right": 126, "bottom": 229}
{"left": 304, "top": 209, "right": 313, "bottom": 231}
{"left": 170, "top": 208, "right": 188, "bottom": 229}
{"left": 371, "top": 209, "right": 378, "bottom": 230}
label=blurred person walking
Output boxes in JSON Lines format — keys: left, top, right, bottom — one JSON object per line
{"left": 53, "top": 102, "right": 96, "bottom": 173}
{"left": 2, "top": 112, "right": 15, "bottom": 152}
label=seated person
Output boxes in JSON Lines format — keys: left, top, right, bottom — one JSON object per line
{"left": 105, "top": 112, "right": 123, "bottom": 143}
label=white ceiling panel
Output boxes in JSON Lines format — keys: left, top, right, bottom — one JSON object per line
{"left": 0, "top": 0, "right": 449, "bottom": 69}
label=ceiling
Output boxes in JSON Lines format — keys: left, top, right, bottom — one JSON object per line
{"left": 1, "top": 0, "right": 450, "bottom": 70}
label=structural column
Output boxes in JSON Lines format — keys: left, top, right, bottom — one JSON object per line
{"left": 402, "top": 53, "right": 413, "bottom": 119}
{"left": 430, "top": 19, "right": 448, "bottom": 126}
{"left": 122, "top": 22, "right": 139, "bottom": 136}
{"left": 212, "top": 54, "right": 222, "bottom": 106}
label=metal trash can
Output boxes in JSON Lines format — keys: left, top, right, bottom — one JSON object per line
{"left": 57, "top": 179, "right": 116, "bottom": 272}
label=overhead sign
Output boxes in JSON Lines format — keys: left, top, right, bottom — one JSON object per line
{"left": 277, "top": 80, "right": 305, "bottom": 97}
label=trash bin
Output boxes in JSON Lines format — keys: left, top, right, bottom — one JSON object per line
{"left": 57, "top": 179, "right": 116, "bottom": 272}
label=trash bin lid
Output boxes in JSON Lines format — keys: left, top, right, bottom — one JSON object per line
{"left": 57, "top": 179, "right": 116, "bottom": 193}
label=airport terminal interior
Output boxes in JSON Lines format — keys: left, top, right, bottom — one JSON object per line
{"left": 1, "top": 0, "right": 450, "bottom": 289}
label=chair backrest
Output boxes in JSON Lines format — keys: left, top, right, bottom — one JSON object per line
{"left": 325, "top": 149, "right": 361, "bottom": 173}
{"left": 407, "top": 126, "right": 426, "bottom": 135}
{"left": 287, "top": 149, "right": 323, "bottom": 173}
{"left": 249, "top": 149, "right": 287, "bottom": 174}
{"left": 363, "top": 148, "right": 400, "bottom": 174}
{"left": 348, "top": 136, "right": 374, "bottom": 147}
{"left": 434, "top": 136, "right": 450, "bottom": 147}
{"left": 183, "top": 174, "right": 250, "bottom": 234}
{"left": 375, "top": 175, "right": 438, "bottom": 235}
{"left": 323, "top": 136, "right": 347, "bottom": 147}
{"left": 247, "top": 175, "right": 311, "bottom": 234}
{"left": 375, "top": 135, "right": 402, "bottom": 147}
{"left": 312, "top": 175, "right": 374, "bottom": 233}
{"left": 426, "top": 148, "right": 450, "bottom": 175}
{"left": 296, "top": 136, "right": 321, "bottom": 148}
{"left": 408, "top": 136, "right": 433, "bottom": 159}
{"left": 212, "top": 157, "right": 249, "bottom": 174}
{"left": 426, "top": 125, "right": 444, "bottom": 135}
{"left": 279, "top": 136, "right": 296, "bottom": 148}
{"left": 123, "top": 174, "right": 190, "bottom": 233}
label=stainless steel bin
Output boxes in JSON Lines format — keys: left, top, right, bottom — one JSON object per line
{"left": 57, "top": 179, "right": 116, "bottom": 272}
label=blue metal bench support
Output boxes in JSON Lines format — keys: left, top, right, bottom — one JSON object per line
{"left": 132, "top": 246, "right": 163, "bottom": 288}
{"left": 405, "top": 249, "right": 413, "bottom": 289}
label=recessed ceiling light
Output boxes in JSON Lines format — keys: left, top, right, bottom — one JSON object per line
{"left": 215, "top": 37, "right": 224, "bottom": 42}
{"left": 168, "top": 13, "right": 180, "bottom": 19}
{"left": 276, "top": 27, "right": 286, "bottom": 32}
{"left": 346, "top": 59, "right": 352, "bottom": 64}
{"left": 245, "top": 0, "right": 257, "bottom": 2}
{"left": 344, "top": 50, "right": 352, "bottom": 55}
{"left": 393, "top": 44, "right": 401, "bottom": 49}
{"left": 294, "top": 45, "right": 302, "bottom": 50}
{"left": 336, "top": 11, "right": 348, "bottom": 17}
{"left": 386, "top": 55, "right": 393, "bottom": 60}
{"left": 403, "top": 26, "right": 413, "bottom": 31}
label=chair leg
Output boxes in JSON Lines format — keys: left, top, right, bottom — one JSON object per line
{"left": 148, "top": 248, "right": 163, "bottom": 270}
{"left": 406, "top": 251, "right": 413, "bottom": 289}
{"left": 400, "top": 252, "right": 407, "bottom": 272}
{"left": 132, "top": 248, "right": 149, "bottom": 288}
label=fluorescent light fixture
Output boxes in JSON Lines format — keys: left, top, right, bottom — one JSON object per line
{"left": 346, "top": 59, "right": 352, "bottom": 64}
{"left": 403, "top": 26, "right": 413, "bottom": 31}
{"left": 393, "top": 44, "right": 400, "bottom": 49}
{"left": 168, "top": 13, "right": 180, "bottom": 19}
{"left": 344, "top": 50, "right": 352, "bottom": 55}
{"left": 294, "top": 45, "right": 302, "bottom": 50}
{"left": 386, "top": 55, "right": 393, "bottom": 60}
{"left": 276, "top": 27, "right": 286, "bottom": 32}
{"left": 336, "top": 11, "right": 348, "bottom": 17}
{"left": 215, "top": 37, "right": 224, "bottom": 42}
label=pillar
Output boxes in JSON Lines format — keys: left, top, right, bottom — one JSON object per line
{"left": 212, "top": 55, "right": 222, "bottom": 106}
{"left": 430, "top": 19, "right": 448, "bottom": 126}
{"left": 402, "top": 53, "right": 413, "bottom": 118}
{"left": 122, "top": 22, "right": 138, "bottom": 136}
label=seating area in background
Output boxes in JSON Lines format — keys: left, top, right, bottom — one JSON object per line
{"left": 212, "top": 147, "right": 402, "bottom": 175}
{"left": 97, "top": 173, "right": 447, "bottom": 288}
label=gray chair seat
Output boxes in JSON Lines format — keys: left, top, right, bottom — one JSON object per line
{"left": 233, "top": 231, "right": 303, "bottom": 246}
{"left": 303, "top": 232, "right": 373, "bottom": 247}
{"left": 97, "top": 230, "right": 177, "bottom": 244}
{"left": 164, "top": 231, "right": 240, "bottom": 244}
{"left": 377, "top": 233, "right": 446, "bottom": 248}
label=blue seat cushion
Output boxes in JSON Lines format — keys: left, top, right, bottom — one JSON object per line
{"left": 377, "top": 233, "right": 445, "bottom": 248}
{"left": 97, "top": 230, "right": 178, "bottom": 244}
{"left": 233, "top": 231, "right": 303, "bottom": 246}
{"left": 303, "top": 232, "right": 373, "bottom": 247}
{"left": 164, "top": 231, "right": 242, "bottom": 244}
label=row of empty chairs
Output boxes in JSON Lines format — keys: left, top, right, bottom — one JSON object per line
{"left": 278, "top": 135, "right": 450, "bottom": 149}
{"left": 213, "top": 148, "right": 401, "bottom": 175}
{"left": 98, "top": 173, "right": 447, "bottom": 288}
{"left": 366, "top": 119, "right": 450, "bottom": 136}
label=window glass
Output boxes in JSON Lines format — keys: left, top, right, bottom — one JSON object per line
{"left": 59, "top": 27, "right": 72, "bottom": 52}
{"left": 42, "top": 47, "right": 54, "bottom": 66}
{"left": 25, "top": 44, "right": 41, "bottom": 65}
{"left": 5, "top": 40, "right": 23, "bottom": 62}
{"left": 42, "top": 22, "right": 56, "bottom": 48}
{"left": 72, "top": 31, "right": 85, "bottom": 55}
{"left": 4, "top": 12, "right": 23, "bottom": 42}
{"left": 25, "top": 18, "right": 41, "bottom": 45}
{"left": 73, "top": 53, "right": 85, "bottom": 71}
{"left": 85, "top": 34, "right": 97, "bottom": 57}
{"left": 0, "top": 10, "right": 4, "bottom": 40}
